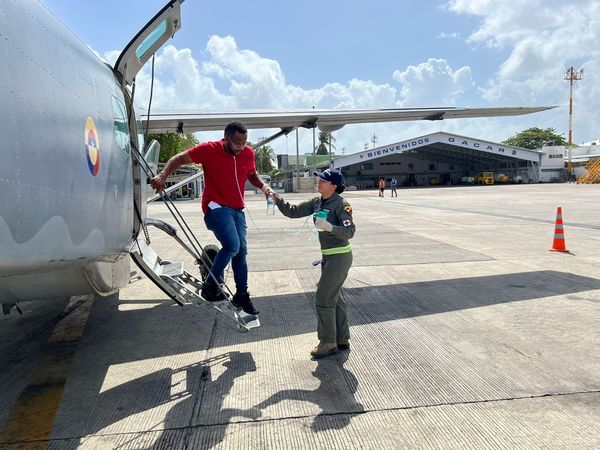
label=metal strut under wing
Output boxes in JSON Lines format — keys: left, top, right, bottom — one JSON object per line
{"left": 129, "top": 218, "right": 260, "bottom": 332}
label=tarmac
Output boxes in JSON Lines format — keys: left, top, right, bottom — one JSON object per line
{"left": 1, "top": 183, "right": 599, "bottom": 449}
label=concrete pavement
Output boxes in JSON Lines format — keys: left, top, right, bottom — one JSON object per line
{"left": 1, "top": 184, "right": 599, "bottom": 449}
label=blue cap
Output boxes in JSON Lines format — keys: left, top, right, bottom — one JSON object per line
{"left": 314, "top": 169, "right": 345, "bottom": 187}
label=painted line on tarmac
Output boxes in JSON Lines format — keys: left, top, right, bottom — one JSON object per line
{"left": 376, "top": 199, "right": 600, "bottom": 231}
{"left": 0, "top": 295, "right": 94, "bottom": 446}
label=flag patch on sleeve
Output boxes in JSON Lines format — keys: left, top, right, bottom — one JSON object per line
{"left": 343, "top": 220, "right": 351, "bottom": 226}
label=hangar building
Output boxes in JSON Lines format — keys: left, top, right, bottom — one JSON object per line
{"left": 331, "top": 132, "right": 552, "bottom": 187}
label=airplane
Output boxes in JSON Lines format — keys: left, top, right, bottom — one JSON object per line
{"left": 0, "top": 0, "right": 553, "bottom": 328}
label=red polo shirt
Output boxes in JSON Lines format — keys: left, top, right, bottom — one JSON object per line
{"left": 187, "top": 139, "right": 256, "bottom": 214}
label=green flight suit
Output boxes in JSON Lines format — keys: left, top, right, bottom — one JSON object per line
{"left": 276, "top": 192, "right": 355, "bottom": 344}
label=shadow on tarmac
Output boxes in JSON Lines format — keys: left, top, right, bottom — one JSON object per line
{"left": 255, "top": 350, "right": 364, "bottom": 433}
{"left": 2, "top": 269, "right": 599, "bottom": 447}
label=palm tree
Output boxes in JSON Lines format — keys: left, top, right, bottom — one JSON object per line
{"left": 270, "top": 168, "right": 282, "bottom": 180}
{"left": 316, "top": 131, "right": 336, "bottom": 155}
{"left": 254, "top": 144, "right": 275, "bottom": 174}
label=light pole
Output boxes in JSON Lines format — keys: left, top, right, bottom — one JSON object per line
{"left": 295, "top": 128, "right": 300, "bottom": 192}
{"left": 312, "top": 127, "right": 317, "bottom": 190}
{"left": 564, "top": 66, "right": 584, "bottom": 179}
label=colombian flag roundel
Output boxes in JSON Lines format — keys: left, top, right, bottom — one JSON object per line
{"left": 85, "top": 116, "right": 100, "bottom": 176}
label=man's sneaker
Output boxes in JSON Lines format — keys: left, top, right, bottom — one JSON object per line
{"left": 310, "top": 342, "right": 338, "bottom": 359}
{"left": 231, "top": 292, "right": 259, "bottom": 315}
{"left": 200, "top": 283, "right": 228, "bottom": 302}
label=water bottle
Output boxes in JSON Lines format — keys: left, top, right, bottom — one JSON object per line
{"left": 266, "top": 194, "right": 275, "bottom": 216}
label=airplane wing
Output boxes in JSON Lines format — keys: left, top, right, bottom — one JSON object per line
{"left": 141, "top": 106, "right": 555, "bottom": 134}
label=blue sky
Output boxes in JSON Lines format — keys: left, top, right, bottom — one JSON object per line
{"left": 41, "top": 0, "right": 599, "bottom": 155}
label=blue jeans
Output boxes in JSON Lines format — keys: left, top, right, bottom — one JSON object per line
{"left": 203, "top": 207, "right": 248, "bottom": 293}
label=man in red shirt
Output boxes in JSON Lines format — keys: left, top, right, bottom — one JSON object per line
{"left": 150, "top": 122, "right": 272, "bottom": 315}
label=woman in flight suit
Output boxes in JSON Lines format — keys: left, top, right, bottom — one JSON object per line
{"left": 273, "top": 169, "right": 355, "bottom": 359}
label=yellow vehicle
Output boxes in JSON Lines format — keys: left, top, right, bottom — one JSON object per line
{"left": 496, "top": 173, "right": 510, "bottom": 184}
{"left": 478, "top": 172, "right": 494, "bottom": 185}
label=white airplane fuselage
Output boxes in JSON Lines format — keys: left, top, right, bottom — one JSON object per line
{"left": 0, "top": 0, "right": 140, "bottom": 302}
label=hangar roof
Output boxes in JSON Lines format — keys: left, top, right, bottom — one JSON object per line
{"left": 332, "top": 132, "right": 541, "bottom": 169}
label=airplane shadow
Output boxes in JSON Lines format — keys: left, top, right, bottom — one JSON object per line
{"left": 41, "top": 269, "right": 600, "bottom": 447}
{"left": 61, "top": 352, "right": 362, "bottom": 449}
{"left": 54, "top": 351, "right": 257, "bottom": 449}
{"left": 0, "top": 298, "right": 71, "bottom": 428}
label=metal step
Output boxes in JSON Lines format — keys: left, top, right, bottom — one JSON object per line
{"left": 130, "top": 237, "right": 260, "bottom": 331}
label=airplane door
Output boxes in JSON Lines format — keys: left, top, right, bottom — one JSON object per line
{"left": 114, "top": 0, "right": 183, "bottom": 85}
{"left": 113, "top": 0, "right": 181, "bottom": 238}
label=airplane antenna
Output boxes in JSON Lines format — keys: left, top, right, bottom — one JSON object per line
{"left": 564, "top": 66, "right": 583, "bottom": 179}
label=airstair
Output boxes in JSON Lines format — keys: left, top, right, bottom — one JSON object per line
{"left": 130, "top": 219, "right": 260, "bottom": 332}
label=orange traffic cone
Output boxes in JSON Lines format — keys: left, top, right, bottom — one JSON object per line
{"left": 550, "top": 207, "right": 569, "bottom": 252}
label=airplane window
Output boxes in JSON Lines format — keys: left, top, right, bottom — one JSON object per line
{"left": 135, "top": 20, "right": 167, "bottom": 60}
{"left": 112, "top": 97, "right": 131, "bottom": 155}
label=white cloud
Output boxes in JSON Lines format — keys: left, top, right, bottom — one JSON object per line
{"left": 103, "top": 50, "right": 120, "bottom": 66}
{"left": 130, "top": 40, "right": 487, "bottom": 154}
{"left": 437, "top": 32, "right": 460, "bottom": 39}
{"left": 133, "top": 38, "right": 400, "bottom": 115}
{"left": 393, "top": 58, "right": 474, "bottom": 106}
{"left": 446, "top": 0, "right": 600, "bottom": 143}
{"left": 204, "top": 36, "right": 289, "bottom": 108}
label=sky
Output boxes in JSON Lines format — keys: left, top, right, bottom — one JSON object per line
{"left": 40, "top": 0, "right": 599, "bottom": 156}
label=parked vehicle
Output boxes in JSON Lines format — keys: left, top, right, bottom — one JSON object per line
{"left": 478, "top": 172, "right": 494, "bottom": 185}
{"left": 495, "top": 173, "right": 510, "bottom": 184}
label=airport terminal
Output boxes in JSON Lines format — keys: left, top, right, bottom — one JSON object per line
{"left": 248, "top": 132, "right": 598, "bottom": 194}
{"left": 270, "top": 132, "right": 600, "bottom": 191}
{"left": 333, "top": 131, "right": 551, "bottom": 187}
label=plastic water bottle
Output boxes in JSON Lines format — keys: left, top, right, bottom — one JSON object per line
{"left": 266, "top": 194, "right": 275, "bottom": 216}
